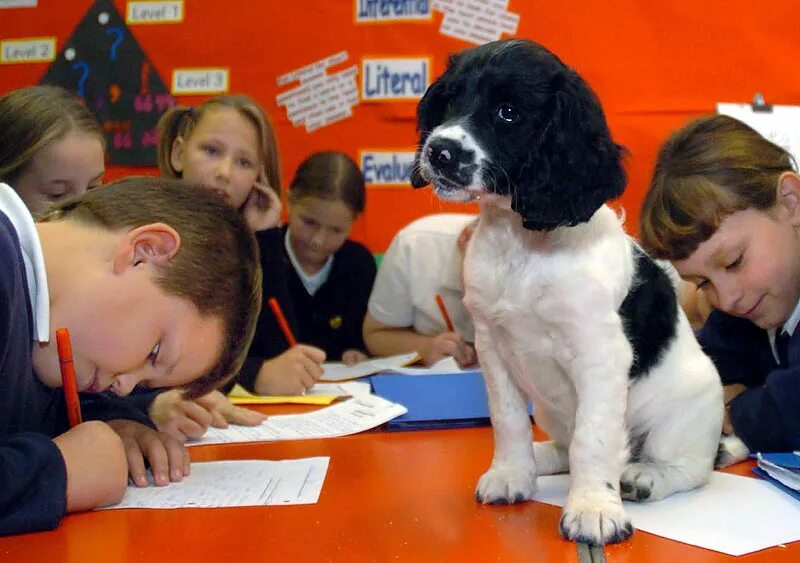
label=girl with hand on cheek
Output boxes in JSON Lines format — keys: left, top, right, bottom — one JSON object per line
{"left": 157, "top": 94, "right": 282, "bottom": 232}
{"left": 149, "top": 94, "right": 287, "bottom": 436}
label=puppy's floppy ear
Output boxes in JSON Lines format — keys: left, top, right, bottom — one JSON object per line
{"left": 516, "top": 70, "right": 627, "bottom": 230}
{"left": 411, "top": 55, "right": 461, "bottom": 189}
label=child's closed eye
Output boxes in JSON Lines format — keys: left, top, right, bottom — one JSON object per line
{"left": 148, "top": 341, "right": 161, "bottom": 366}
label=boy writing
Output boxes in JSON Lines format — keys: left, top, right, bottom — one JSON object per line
{"left": 0, "top": 177, "right": 261, "bottom": 535}
{"left": 640, "top": 114, "right": 800, "bottom": 453}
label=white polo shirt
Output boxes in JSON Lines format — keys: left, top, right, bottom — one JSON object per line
{"left": 0, "top": 183, "right": 50, "bottom": 342}
{"left": 368, "top": 213, "right": 477, "bottom": 340}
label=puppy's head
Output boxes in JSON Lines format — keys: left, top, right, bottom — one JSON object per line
{"left": 412, "top": 39, "right": 626, "bottom": 231}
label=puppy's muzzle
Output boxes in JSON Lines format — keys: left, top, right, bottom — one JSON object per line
{"left": 425, "top": 137, "right": 478, "bottom": 187}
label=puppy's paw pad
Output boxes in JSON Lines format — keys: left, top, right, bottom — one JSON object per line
{"left": 559, "top": 497, "right": 633, "bottom": 546}
{"left": 475, "top": 467, "right": 537, "bottom": 505}
{"left": 620, "top": 463, "right": 661, "bottom": 502}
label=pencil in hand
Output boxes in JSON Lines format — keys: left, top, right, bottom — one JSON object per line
{"left": 435, "top": 293, "right": 456, "bottom": 333}
{"left": 56, "top": 328, "right": 83, "bottom": 428}
{"left": 268, "top": 297, "right": 297, "bottom": 347}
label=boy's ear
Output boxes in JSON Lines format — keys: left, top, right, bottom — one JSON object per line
{"left": 778, "top": 172, "right": 800, "bottom": 224}
{"left": 112, "top": 223, "right": 181, "bottom": 274}
{"left": 170, "top": 136, "right": 186, "bottom": 174}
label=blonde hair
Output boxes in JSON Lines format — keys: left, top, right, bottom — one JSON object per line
{"left": 38, "top": 177, "right": 262, "bottom": 397}
{"left": 0, "top": 85, "right": 104, "bottom": 186}
{"left": 640, "top": 114, "right": 794, "bottom": 260}
{"left": 156, "top": 94, "right": 281, "bottom": 197}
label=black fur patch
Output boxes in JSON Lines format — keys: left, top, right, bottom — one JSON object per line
{"left": 619, "top": 246, "right": 678, "bottom": 379}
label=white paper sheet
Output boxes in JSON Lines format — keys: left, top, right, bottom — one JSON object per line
{"left": 388, "top": 356, "right": 481, "bottom": 376}
{"left": 101, "top": 457, "right": 329, "bottom": 510}
{"left": 320, "top": 352, "right": 420, "bottom": 381}
{"left": 188, "top": 395, "right": 407, "bottom": 446}
{"left": 534, "top": 472, "right": 800, "bottom": 556}
{"left": 310, "top": 381, "right": 372, "bottom": 397}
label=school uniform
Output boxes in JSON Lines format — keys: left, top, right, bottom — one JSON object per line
{"left": 368, "top": 213, "right": 476, "bottom": 340}
{"left": 237, "top": 226, "right": 376, "bottom": 391}
{"left": 698, "top": 308, "right": 800, "bottom": 453}
{"left": 0, "top": 184, "right": 151, "bottom": 536}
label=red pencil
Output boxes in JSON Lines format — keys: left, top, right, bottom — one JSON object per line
{"left": 268, "top": 297, "right": 297, "bottom": 347}
{"left": 55, "top": 328, "right": 83, "bottom": 428}
{"left": 435, "top": 293, "right": 456, "bottom": 333}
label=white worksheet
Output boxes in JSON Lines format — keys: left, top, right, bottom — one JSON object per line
{"left": 320, "top": 352, "right": 420, "bottom": 381}
{"left": 188, "top": 395, "right": 407, "bottom": 446}
{"left": 101, "top": 457, "right": 329, "bottom": 509}
{"left": 534, "top": 472, "right": 800, "bottom": 556}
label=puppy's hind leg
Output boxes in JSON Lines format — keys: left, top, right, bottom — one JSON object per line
{"left": 473, "top": 320, "right": 538, "bottom": 505}
{"left": 621, "top": 383, "right": 721, "bottom": 502}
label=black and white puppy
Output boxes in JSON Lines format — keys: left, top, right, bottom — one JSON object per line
{"left": 411, "top": 39, "right": 748, "bottom": 546}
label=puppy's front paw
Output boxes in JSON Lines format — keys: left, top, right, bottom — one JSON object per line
{"left": 559, "top": 493, "right": 633, "bottom": 545}
{"left": 475, "top": 465, "right": 537, "bottom": 505}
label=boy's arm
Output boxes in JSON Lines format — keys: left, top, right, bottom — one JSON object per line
{"left": 79, "top": 391, "right": 155, "bottom": 428}
{"left": 696, "top": 310, "right": 772, "bottom": 387}
{"left": 727, "top": 368, "right": 800, "bottom": 452}
{"left": 0, "top": 433, "right": 67, "bottom": 536}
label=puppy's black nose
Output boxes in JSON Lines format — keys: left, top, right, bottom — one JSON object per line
{"left": 426, "top": 138, "right": 471, "bottom": 176}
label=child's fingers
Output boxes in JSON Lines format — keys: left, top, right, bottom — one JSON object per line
{"left": 122, "top": 437, "right": 148, "bottom": 488}
{"left": 182, "top": 400, "right": 214, "bottom": 428}
{"left": 138, "top": 433, "right": 171, "bottom": 486}
{"left": 174, "top": 417, "right": 208, "bottom": 441}
{"left": 297, "top": 344, "right": 326, "bottom": 363}
{"left": 208, "top": 408, "right": 229, "bottom": 429}
{"left": 160, "top": 436, "right": 189, "bottom": 483}
{"left": 224, "top": 406, "right": 267, "bottom": 426}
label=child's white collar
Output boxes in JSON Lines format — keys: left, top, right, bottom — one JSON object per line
{"left": 0, "top": 183, "right": 50, "bottom": 342}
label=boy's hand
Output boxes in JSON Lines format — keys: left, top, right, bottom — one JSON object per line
{"left": 425, "top": 332, "right": 477, "bottom": 367}
{"left": 54, "top": 421, "right": 128, "bottom": 512}
{"left": 342, "top": 349, "right": 369, "bottom": 366}
{"left": 722, "top": 384, "right": 747, "bottom": 435}
{"left": 243, "top": 181, "right": 282, "bottom": 231}
{"left": 254, "top": 345, "right": 326, "bottom": 396}
{"left": 149, "top": 389, "right": 266, "bottom": 442}
{"left": 106, "top": 419, "right": 189, "bottom": 488}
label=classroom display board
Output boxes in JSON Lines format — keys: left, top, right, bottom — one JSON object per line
{"left": 3, "top": 1, "right": 800, "bottom": 252}
{"left": 38, "top": 0, "right": 174, "bottom": 165}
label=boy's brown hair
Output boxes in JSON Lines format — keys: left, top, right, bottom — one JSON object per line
{"left": 156, "top": 94, "right": 282, "bottom": 199}
{"left": 38, "top": 177, "right": 262, "bottom": 397}
{"left": 640, "top": 114, "right": 795, "bottom": 260}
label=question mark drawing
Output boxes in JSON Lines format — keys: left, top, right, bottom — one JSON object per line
{"left": 71, "top": 61, "right": 90, "bottom": 98}
{"left": 106, "top": 27, "right": 124, "bottom": 61}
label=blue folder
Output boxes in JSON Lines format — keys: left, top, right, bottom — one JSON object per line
{"left": 369, "top": 371, "right": 491, "bottom": 431}
{"left": 752, "top": 452, "right": 800, "bottom": 502}
{"left": 752, "top": 468, "right": 800, "bottom": 502}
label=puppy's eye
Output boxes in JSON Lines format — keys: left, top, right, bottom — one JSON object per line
{"left": 497, "top": 104, "right": 519, "bottom": 123}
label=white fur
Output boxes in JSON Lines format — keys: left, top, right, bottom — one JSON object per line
{"left": 454, "top": 194, "right": 748, "bottom": 545}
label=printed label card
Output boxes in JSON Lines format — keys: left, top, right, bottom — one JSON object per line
{"left": 276, "top": 51, "right": 360, "bottom": 133}
{"left": 433, "top": 0, "right": 519, "bottom": 44}
{"left": 1, "top": 37, "right": 55, "bottom": 64}
{"left": 361, "top": 57, "right": 430, "bottom": 102}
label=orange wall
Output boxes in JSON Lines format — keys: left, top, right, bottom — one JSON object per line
{"left": 3, "top": 1, "right": 800, "bottom": 252}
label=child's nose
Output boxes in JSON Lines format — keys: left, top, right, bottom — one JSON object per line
{"left": 110, "top": 372, "right": 146, "bottom": 397}
{"left": 715, "top": 279, "right": 743, "bottom": 314}
{"left": 214, "top": 158, "right": 233, "bottom": 182}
